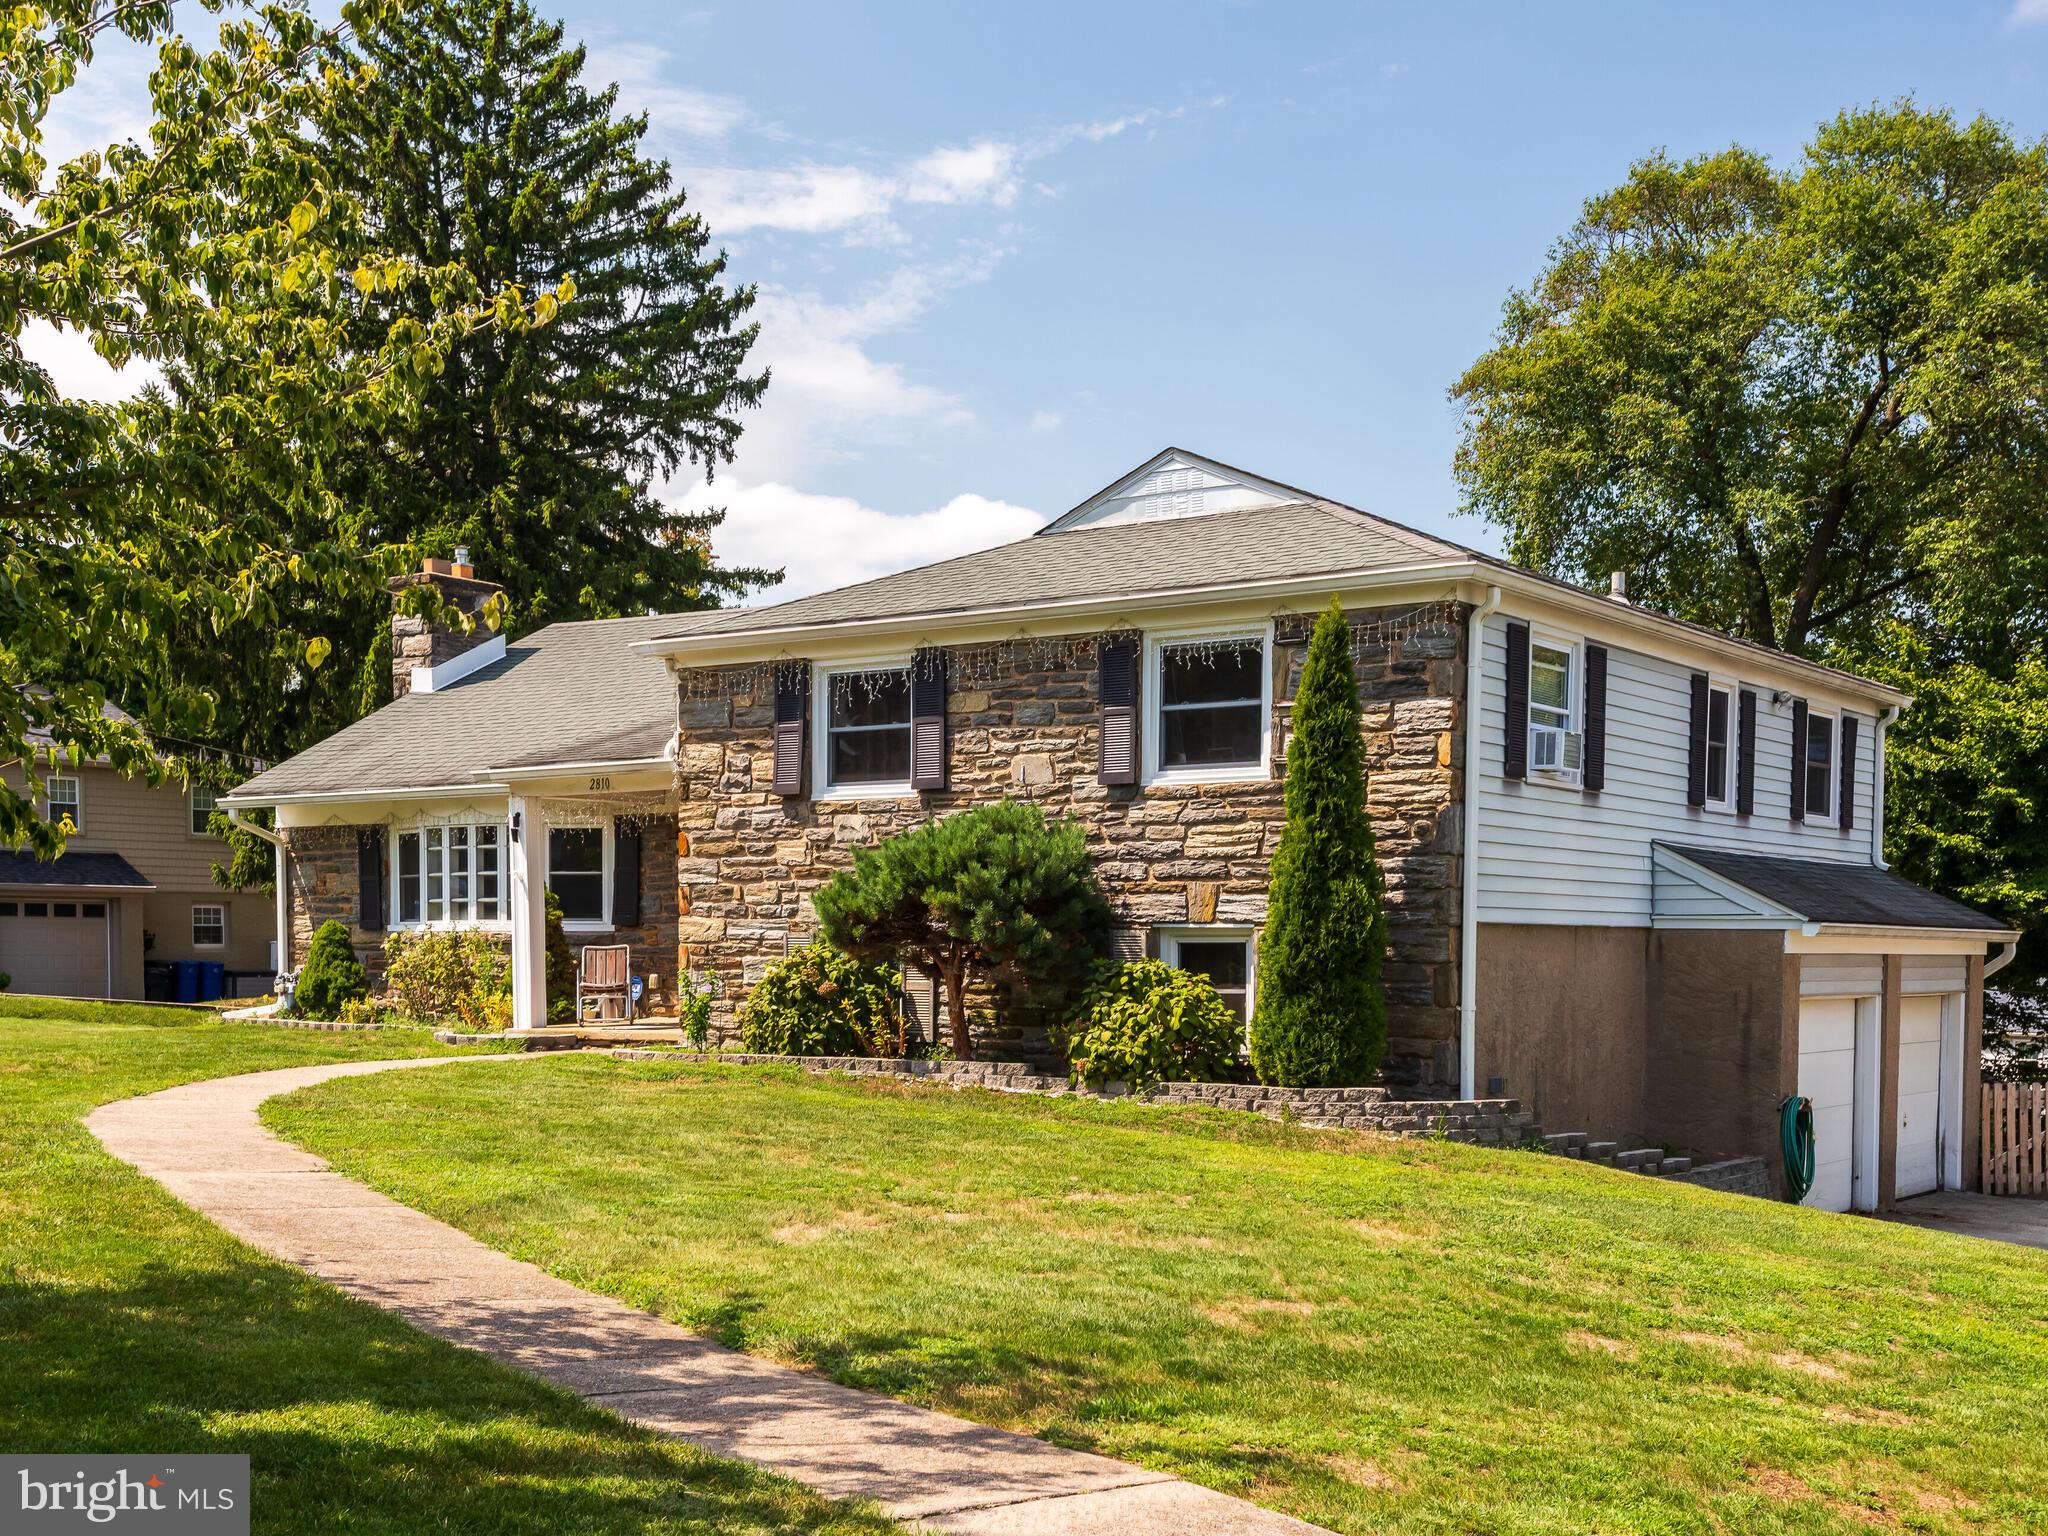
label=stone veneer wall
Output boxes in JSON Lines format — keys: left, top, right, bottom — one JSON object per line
{"left": 282, "top": 815, "right": 681, "bottom": 1010}
{"left": 673, "top": 604, "right": 1468, "bottom": 1083}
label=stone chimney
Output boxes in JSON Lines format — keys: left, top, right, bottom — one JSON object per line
{"left": 387, "top": 551, "right": 506, "bottom": 700}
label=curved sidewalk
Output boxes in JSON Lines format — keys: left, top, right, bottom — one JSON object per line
{"left": 87, "top": 1053, "right": 1330, "bottom": 1535}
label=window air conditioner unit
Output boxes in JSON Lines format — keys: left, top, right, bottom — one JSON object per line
{"left": 1530, "top": 725, "right": 1582, "bottom": 774}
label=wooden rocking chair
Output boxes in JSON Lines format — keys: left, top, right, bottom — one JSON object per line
{"left": 577, "top": 944, "right": 634, "bottom": 1023}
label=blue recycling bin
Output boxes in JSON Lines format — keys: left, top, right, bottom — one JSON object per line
{"left": 198, "top": 961, "right": 226, "bottom": 1002}
{"left": 174, "top": 960, "right": 200, "bottom": 1004}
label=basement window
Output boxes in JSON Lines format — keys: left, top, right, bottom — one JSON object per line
{"left": 1161, "top": 927, "right": 1256, "bottom": 1027}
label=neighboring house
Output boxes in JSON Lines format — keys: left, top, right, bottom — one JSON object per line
{"left": 225, "top": 451, "right": 2018, "bottom": 1211}
{"left": 1, "top": 703, "right": 275, "bottom": 999}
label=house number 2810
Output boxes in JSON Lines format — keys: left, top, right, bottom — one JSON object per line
{"left": 587, "top": 775, "right": 612, "bottom": 791}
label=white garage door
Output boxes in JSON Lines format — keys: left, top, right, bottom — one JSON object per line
{"left": 1896, "top": 996, "right": 1944, "bottom": 1199}
{"left": 0, "top": 898, "right": 110, "bottom": 998}
{"left": 1798, "top": 997, "right": 1862, "bottom": 1213}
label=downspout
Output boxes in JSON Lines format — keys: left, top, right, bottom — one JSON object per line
{"left": 1871, "top": 704, "right": 1902, "bottom": 869}
{"left": 226, "top": 807, "right": 289, "bottom": 975}
{"left": 1459, "top": 585, "right": 1504, "bottom": 1101}
{"left": 1986, "top": 942, "right": 2018, "bottom": 980}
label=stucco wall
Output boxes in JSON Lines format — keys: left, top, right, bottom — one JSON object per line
{"left": 672, "top": 606, "right": 1468, "bottom": 1076}
{"left": 1474, "top": 923, "right": 1650, "bottom": 1143}
{"left": 1646, "top": 928, "right": 1798, "bottom": 1183}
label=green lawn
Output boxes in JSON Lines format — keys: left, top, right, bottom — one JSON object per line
{"left": 0, "top": 1000, "right": 889, "bottom": 1536}
{"left": 269, "top": 1053, "right": 2048, "bottom": 1536}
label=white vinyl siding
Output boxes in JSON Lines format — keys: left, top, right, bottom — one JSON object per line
{"left": 1478, "top": 614, "right": 1876, "bottom": 926}
{"left": 1650, "top": 859, "right": 1764, "bottom": 923}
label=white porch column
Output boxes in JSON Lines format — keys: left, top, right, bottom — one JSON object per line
{"left": 509, "top": 794, "right": 548, "bottom": 1030}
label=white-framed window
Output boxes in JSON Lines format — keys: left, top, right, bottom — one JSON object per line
{"left": 1703, "top": 679, "right": 1735, "bottom": 813}
{"left": 1525, "top": 632, "right": 1582, "bottom": 781}
{"left": 1144, "top": 627, "right": 1272, "bottom": 784}
{"left": 1161, "top": 926, "right": 1257, "bottom": 1029}
{"left": 547, "top": 823, "right": 610, "bottom": 928}
{"left": 192, "top": 904, "right": 226, "bottom": 948}
{"left": 814, "top": 661, "right": 914, "bottom": 797}
{"left": 190, "top": 783, "right": 218, "bottom": 837}
{"left": 1803, "top": 707, "right": 1838, "bottom": 825}
{"left": 46, "top": 774, "right": 81, "bottom": 832}
{"left": 393, "top": 822, "right": 506, "bottom": 926}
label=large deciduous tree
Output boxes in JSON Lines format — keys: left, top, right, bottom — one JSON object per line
{"left": 1, "top": 0, "right": 536, "bottom": 854}
{"left": 1452, "top": 103, "right": 2048, "bottom": 660}
{"left": 1250, "top": 600, "right": 1388, "bottom": 1087}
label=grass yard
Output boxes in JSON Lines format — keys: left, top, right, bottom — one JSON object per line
{"left": 0, "top": 1000, "right": 889, "bottom": 1536}
{"left": 270, "top": 1053, "right": 2048, "bottom": 1536}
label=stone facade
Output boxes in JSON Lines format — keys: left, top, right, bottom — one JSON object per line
{"left": 283, "top": 825, "right": 380, "bottom": 978}
{"left": 673, "top": 604, "right": 1468, "bottom": 1083}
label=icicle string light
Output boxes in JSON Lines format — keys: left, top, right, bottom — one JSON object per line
{"left": 675, "top": 603, "right": 1462, "bottom": 703}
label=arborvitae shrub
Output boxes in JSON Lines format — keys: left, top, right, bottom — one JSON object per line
{"left": 296, "top": 918, "right": 369, "bottom": 1021}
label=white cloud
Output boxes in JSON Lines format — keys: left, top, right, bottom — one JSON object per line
{"left": 681, "top": 477, "right": 1045, "bottom": 604}
{"left": 904, "top": 140, "right": 1023, "bottom": 207}
{"left": 692, "top": 163, "right": 897, "bottom": 234}
{"left": 17, "top": 321, "right": 160, "bottom": 403}
{"left": 1029, "top": 409, "right": 1064, "bottom": 433}
{"left": 586, "top": 42, "right": 748, "bottom": 139}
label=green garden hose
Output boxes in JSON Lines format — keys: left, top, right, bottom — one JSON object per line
{"left": 1780, "top": 1095, "right": 1815, "bottom": 1203}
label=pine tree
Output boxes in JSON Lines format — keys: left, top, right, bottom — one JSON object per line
{"left": 1249, "top": 599, "right": 1389, "bottom": 1086}
{"left": 298, "top": 0, "right": 770, "bottom": 728}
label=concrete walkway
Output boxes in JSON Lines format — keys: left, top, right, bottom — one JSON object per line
{"left": 87, "top": 1054, "right": 1329, "bottom": 1536}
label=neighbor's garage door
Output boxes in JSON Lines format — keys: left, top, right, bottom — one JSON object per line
{"left": 1797, "top": 996, "right": 1861, "bottom": 1213}
{"left": 1895, "top": 996, "right": 1944, "bottom": 1200}
{"left": 0, "top": 898, "right": 109, "bottom": 998}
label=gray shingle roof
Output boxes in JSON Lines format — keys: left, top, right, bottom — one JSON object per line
{"left": 1659, "top": 844, "right": 2012, "bottom": 933}
{"left": 649, "top": 500, "right": 1462, "bottom": 642}
{"left": 227, "top": 613, "right": 687, "bottom": 801}
{"left": 0, "top": 850, "right": 153, "bottom": 889}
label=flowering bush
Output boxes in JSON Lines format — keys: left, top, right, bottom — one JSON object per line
{"left": 738, "top": 943, "right": 902, "bottom": 1056}
{"left": 383, "top": 928, "right": 510, "bottom": 1025}
{"left": 1062, "top": 959, "right": 1242, "bottom": 1088}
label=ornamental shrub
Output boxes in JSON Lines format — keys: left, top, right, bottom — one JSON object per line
{"left": 678, "top": 973, "right": 715, "bottom": 1051}
{"left": 382, "top": 927, "right": 509, "bottom": 1022}
{"left": 738, "top": 943, "right": 903, "bottom": 1056}
{"left": 812, "top": 799, "right": 1110, "bottom": 1060}
{"left": 1250, "top": 598, "right": 1389, "bottom": 1086}
{"left": 545, "top": 890, "right": 576, "bottom": 1022}
{"left": 295, "top": 919, "right": 368, "bottom": 1020}
{"left": 1062, "top": 959, "right": 1241, "bottom": 1088}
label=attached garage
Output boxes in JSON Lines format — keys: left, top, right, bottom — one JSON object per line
{"left": 1796, "top": 993, "right": 1877, "bottom": 1213}
{"left": 0, "top": 849, "right": 154, "bottom": 1002}
{"left": 0, "top": 898, "right": 111, "bottom": 997}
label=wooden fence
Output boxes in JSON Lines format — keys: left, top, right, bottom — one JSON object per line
{"left": 1982, "top": 1082, "right": 2048, "bottom": 1196}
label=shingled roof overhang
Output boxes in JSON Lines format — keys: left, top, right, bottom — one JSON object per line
{"left": 1655, "top": 843, "right": 2018, "bottom": 947}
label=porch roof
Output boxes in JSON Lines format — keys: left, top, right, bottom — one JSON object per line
{"left": 225, "top": 613, "right": 693, "bottom": 803}
{"left": 1655, "top": 843, "right": 2014, "bottom": 935}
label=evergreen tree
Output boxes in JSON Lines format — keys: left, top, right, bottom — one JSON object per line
{"left": 1250, "top": 600, "right": 1388, "bottom": 1086}
{"left": 296, "top": 920, "right": 370, "bottom": 1020}
{"left": 165, "top": 0, "right": 772, "bottom": 764}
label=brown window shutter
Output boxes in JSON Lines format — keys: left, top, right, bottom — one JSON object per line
{"left": 610, "top": 826, "right": 641, "bottom": 928}
{"left": 1502, "top": 621, "right": 1529, "bottom": 779}
{"left": 1838, "top": 715, "right": 1857, "bottom": 831}
{"left": 1789, "top": 698, "right": 1809, "bottom": 821}
{"left": 1582, "top": 644, "right": 1608, "bottom": 792}
{"left": 772, "top": 663, "right": 809, "bottom": 797}
{"left": 357, "top": 829, "right": 384, "bottom": 930}
{"left": 1736, "top": 688, "right": 1757, "bottom": 815}
{"left": 1686, "top": 672, "right": 1709, "bottom": 807}
{"left": 1098, "top": 638, "right": 1139, "bottom": 786}
{"left": 910, "top": 648, "right": 948, "bottom": 791}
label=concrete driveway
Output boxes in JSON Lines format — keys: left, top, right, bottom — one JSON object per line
{"left": 1886, "top": 1191, "right": 2048, "bottom": 1252}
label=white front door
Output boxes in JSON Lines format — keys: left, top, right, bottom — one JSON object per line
{"left": 1896, "top": 995, "right": 1944, "bottom": 1199}
{"left": 1797, "top": 997, "right": 1867, "bottom": 1213}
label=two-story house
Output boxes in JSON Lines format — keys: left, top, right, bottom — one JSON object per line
{"left": 224, "top": 450, "right": 2017, "bottom": 1210}
{"left": 2, "top": 703, "right": 276, "bottom": 999}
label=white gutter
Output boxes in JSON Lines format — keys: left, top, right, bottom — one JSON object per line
{"left": 1458, "top": 584, "right": 1503, "bottom": 1100}
{"left": 227, "top": 806, "right": 290, "bottom": 976}
{"left": 1872, "top": 704, "right": 1902, "bottom": 869}
{"left": 221, "top": 781, "right": 504, "bottom": 808}
{"left": 1986, "top": 941, "right": 2019, "bottom": 979}
{"left": 478, "top": 755, "right": 673, "bottom": 783}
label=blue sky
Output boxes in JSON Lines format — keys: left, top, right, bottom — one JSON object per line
{"left": 31, "top": 1, "right": 2048, "bottom": 601}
